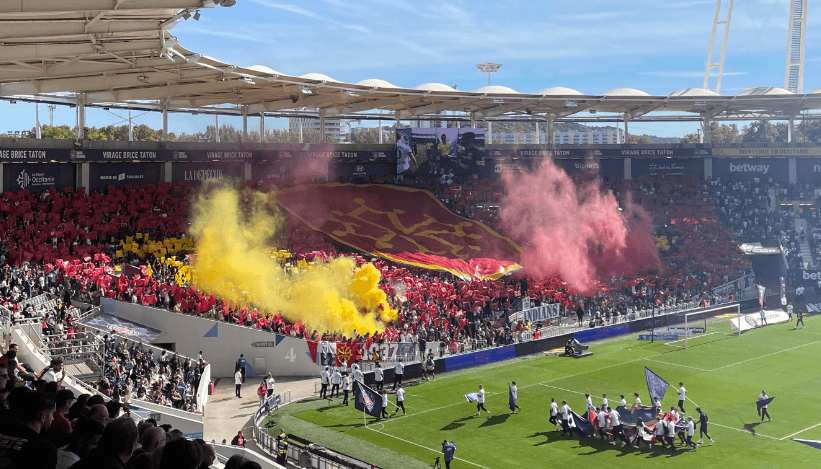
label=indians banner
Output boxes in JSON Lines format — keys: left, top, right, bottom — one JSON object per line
{"left": 277, "top": 183, "right": 522, "bottom": 280}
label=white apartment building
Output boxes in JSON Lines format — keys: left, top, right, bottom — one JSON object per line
{"left": 288, "top": 109, "right": 349, "bottom": 143}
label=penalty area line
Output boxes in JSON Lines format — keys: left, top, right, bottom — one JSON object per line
{"left": 365, "top": 423, "right": 492, "bottom": 469}
{"left": 642, "top": 358, "right": 711, "bottom": 372}
{"left": 780, "top": 421, "right": 821, "bottom": 440}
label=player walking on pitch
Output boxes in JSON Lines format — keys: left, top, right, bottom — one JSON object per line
{"left": 759, "top": 390, "right": 772, "bottom": 422}
{"left": 695, "top": 407, "right": 715, "bottom": 445}
{"left": 475, "top": 384, "right": 490, "bottom": 416}
{"left": 677, "top": 382, "right": 686, "bottom": 413}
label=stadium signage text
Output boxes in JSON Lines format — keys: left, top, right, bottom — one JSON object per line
{"left": 0, "top": 149, "right": 48, "bottom": 160}
{"left": 730, "top": 163, "right": 770, "bottom": 174}
{"left": 184, "top": 169, "right": 223, "bottom": 181}
{"left": 713, "top": 147, "right": 821, "bottom": 156}
{"left": 102, "top": 151, "right": 158, "bottom": 160}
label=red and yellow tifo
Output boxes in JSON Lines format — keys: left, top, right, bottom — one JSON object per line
{"left": 276, "top": 183, "right": 522, "bottom": 280}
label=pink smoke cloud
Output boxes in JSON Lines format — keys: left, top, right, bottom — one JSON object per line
{"left": 500, "top": 159, "right": 659, "bottom": 293}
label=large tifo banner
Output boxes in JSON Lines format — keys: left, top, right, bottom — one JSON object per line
{"left": 277, "top": 183, "right": 522, "bottom": 280}
{"left": 396, "top": 128, "right": 486, "bottom": 176}
{"left": 730, "top": 309, "right": 789, "bottom": 332}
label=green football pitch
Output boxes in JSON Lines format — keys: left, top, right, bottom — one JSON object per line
{"left": 266, "top": 315, "right": 821, "bottom": 469}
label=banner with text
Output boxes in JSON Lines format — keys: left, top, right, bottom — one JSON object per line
{"left": 88, "top": 163, "right": 161, "bottom": 190}
{"left": 630, "top": 158, "right": 704, "bottom": 177}
{"left": 788, "top": 269, "right": 821, "bottom": 288}
{"left": 172, "top": 162, "right": 244, "bottom": 184}
{"left": 711, "top": 147, "right": 821, "bottom": 157}
{"left": 729, "top": 309, "right": 789, "bottom": 332}
{"left": 336, "top": 162, "right": 395, "bottom": 180}
{"left": 3, "top": 163, "right": 75, "bottom": 192}
{"left": 711, "top": 157, "right": 789, "bottom": 183}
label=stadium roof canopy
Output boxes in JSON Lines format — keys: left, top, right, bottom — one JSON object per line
{"left": 2, "top": 1, "right": 821, "bottom": 124}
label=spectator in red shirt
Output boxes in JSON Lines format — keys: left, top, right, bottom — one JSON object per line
{"left": 47, "top": 389, "right": 76, "bottom": 448}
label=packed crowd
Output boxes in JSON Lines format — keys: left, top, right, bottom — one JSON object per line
{"left": 0, "top": 359, "right": 227, "bottom": 469}
{"left": 0, "top": 170, "right": 775, "bottom": 355}
{"left": 93, "top": 335, "right": 205, "bottom": 412}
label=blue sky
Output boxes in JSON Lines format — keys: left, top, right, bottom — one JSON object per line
{"left": 3, "top": 0, "right": 819, "bottom": 138}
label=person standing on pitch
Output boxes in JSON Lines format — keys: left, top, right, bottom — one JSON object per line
{"left": 342, "top": 373, "right": 352, "bottom": 406}
{"left": 609, "top": 406, "right": 627, "bottom": 447}
{"left": 475, "top": 385, "right": 490, "bottom": 416}
{"left": 393, "top": 384, "right": 406, "bottom": 415}
{"left": 596, "top": 405, "right": 608, "bottom": 440}
{"left": 601, "top": 394, "right": 609, "bottom": 410}
{"left": 331, "top": 367, "right": 341, "bottom": 398}
{"left": 686, "top": 416, "right": 697, "bottom": 450}
{"left": 509, "top": 382, "right": 521, "bottom": 414}
{"left": 319, "top": 366, "right": 329, "bottom": 399}
{"left": 677, "top": 382, "right": 686, "bottom": 413}
{"left": 234, "top": 366, "right": 243, "bottom": 398}
{"left": 237, "top": 354, "right": 247, "bottom": 383}
{"left": 695, "top": 407, "right": 714, "bottom": 445}
{"left": 759, "top": 390, "right": 771, "bottom": 422}
{"left": 442, "top": 440, "right": 456, "bottom": 469}
{"left": 787, "top": 302, "right": 794, "bottom": 321}
{"left": 374, "top": 364, "right": 384, "bottom": 391}
{"left": 352, "top": 363, "right": 363, "bottom": 383}
{"left": 380, "top": 389, "right": 390, "bottom": 420}
{"left": 796, "top": 307, "right": 805, "bottom": 329}
{"left": 560, "top": 400, "right": 573, "bottom": 438}
{"left": 549, "top": 398, "right": 559, "bottom": 431}
{"left": 393, "top": 358, "right": 404, "bottom": 389}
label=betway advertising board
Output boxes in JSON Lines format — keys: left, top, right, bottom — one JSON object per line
{"left": 788, "top": 269, "right": 821, "bottom": 288}
{"left": 711, "top": 158, "right": 788, "bottom": 183}
{"left": 730, "top": 309, "right": 789, "bottom": 332}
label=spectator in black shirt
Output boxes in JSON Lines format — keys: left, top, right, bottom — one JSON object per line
{"left": 0, "top": 390, "right": 57, "bottom": 469}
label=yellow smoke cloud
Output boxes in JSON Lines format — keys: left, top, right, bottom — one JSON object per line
{"left": 188, "top": 184, "right": 396, "bottom": 335}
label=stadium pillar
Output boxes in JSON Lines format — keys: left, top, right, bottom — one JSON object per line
{"left": 259, "top": 113, "right": 265, "bottom": 142}
{"left": 319, "top": 108, "right": 326, "bottom": 143}
{"left": 128, "top": 110, "right": 133, "bottom": 142}
{"left": 242, "top": 106, "right": 248, "bottom": 141}
{"left": 487, "top": 121, "right": 492, "bottom": 144}
{"left": 215, "top": 114, "right": 220, "bottom": 143}
{"left": 535, "top": 121, "right": 540, "bottom": 144}
{"left": 35, "top": 104, "right": 41, "bottom": 139}
{"left": 623, "top": 113, "right": 630, "bottom": 142}
{"left": 470, "top": 112, "right": 476, "bottom": 128}
{"left": 701, "top": 117, "right": 711, "bottom": 143}
{"left": 788, "top": 117, "right": 794, "bottom": 142}
{"left": 546, "top": 115, "right": 554, "bottom": 144}
{"left": 76, "top": 94, "right": 86, "bottom": 140}
{"left": 162, "top": 103, "right": 168, "bottom": 142}
{"left": 378, "top": 119, "right": 383, "bottom": 144}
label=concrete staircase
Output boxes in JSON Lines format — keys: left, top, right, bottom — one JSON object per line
{"left": 794, "top": 218, "right": 815, "bottom": 269}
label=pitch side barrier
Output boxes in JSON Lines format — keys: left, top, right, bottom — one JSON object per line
{"left": 357, "top": 303, "right": 741, "bottom": 385}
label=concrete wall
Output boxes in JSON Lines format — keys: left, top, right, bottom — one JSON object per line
{"left": 101, "top": 299, "right": 317, "bottom": 378}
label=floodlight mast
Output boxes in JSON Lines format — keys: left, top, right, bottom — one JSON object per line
{"left": 476, "top": 63, "right": 502, "bottom": 86}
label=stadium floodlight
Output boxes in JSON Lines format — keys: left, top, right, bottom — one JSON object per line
{"left": 476, "top": 63, "right": 502, "bottom": 86}
{"left": 193, "top": 10, "right": 201, "bottom": 20}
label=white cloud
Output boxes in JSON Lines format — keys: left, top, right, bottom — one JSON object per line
{"left": 248, "top": 0, "right": 324, "bottom": 20}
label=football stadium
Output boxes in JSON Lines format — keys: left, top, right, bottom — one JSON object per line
{"left": 1, "top": 1, "right": 821, "bottom": 469}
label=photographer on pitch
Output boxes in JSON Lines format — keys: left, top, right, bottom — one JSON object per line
{"left": 442, "top": 440, "right": 456, "bottom": 469}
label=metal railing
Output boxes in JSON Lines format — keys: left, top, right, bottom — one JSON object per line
{"left": 251, "top": 390, "right": 356, "bottom": 469}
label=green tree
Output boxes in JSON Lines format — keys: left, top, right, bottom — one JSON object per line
{"left": 39, "top": 125, "right": 76, "bottom": 140}
{"left": 740, "top": 121, "right": 788, "bottom": 143}
{"left": 627, "top": 134, "right": 653, "bottom": 144}
{"left": 682, "top": 121, "right": 742, "bottom": 144}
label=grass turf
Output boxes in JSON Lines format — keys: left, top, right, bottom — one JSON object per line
{"left": 267, "top": 315, "right": 821, "bottom": 469}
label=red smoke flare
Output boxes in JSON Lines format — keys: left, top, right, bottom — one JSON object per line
{"left": 500, "top": 159, "right": 659, "bottom": 293}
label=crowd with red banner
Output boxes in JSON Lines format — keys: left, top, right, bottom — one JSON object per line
{"left": 1, "top": 171, "right": 798, "bottom": 355}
